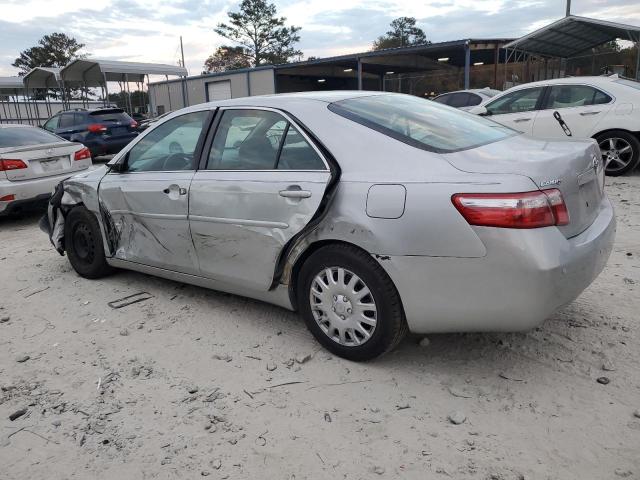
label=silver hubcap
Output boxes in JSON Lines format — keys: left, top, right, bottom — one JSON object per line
{"left": 599, "top": 137, "right": 633, "bottom": 172}
{"left": 309, "top": 267, "right": 377, "bottom": 347}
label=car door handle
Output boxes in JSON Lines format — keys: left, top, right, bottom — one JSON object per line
{"left": 163, "top": 186, "right": 187, "bottom": 195}
{"left": 513, "top": 118, "right": 531, "bottom": 123}
{"left": 279, "top": 187, "right": 312, "bottom": 199}
{"left": 580, "top": 111, "right": 601, "bottom": 116}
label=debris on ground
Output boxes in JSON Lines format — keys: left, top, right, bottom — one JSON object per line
{"left": 108, "top": 292, "right": 153, "bottom": 309}
{"left": 447, "top": 411, "right": 467, "bottom": 425}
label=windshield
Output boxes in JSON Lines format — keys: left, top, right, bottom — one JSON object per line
{"left": 0, "top": 127, "right": 64, "bottom": 148}
{"left": 614, "top": 78, "right": 640, "bottom": 91}
{"left": 90, "top": 110, "right": 133, "bottom": 123}
{"left": 328, "top": 94, "right": 515, "bottom": 153}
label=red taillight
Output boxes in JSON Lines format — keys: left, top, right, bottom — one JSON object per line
{"left": 130, "top": 120, "right": 138, "bottom": 129}
{"left": 87, "top": 123, "right": 107, "bottom": 133}
{"left": 0, "top": 159, "right": 28, "bottom": 171}
{"left": 452, "top": 189, "right": 570, "bottom": 229}
{"left": 0, "top": 194, "right": 15, "bottom": 201}
{"left": 74, "top": 147, "right": 91, "bottom": 161}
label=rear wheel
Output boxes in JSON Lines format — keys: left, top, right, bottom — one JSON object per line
{"left": 596, "top": 130, "right": 640, "bottom": 176}
{"left": 297, "top": 244, "right": 407, "bottom": 361}
{"left": 64, "top": 206, "right": 113, "bottom": 279}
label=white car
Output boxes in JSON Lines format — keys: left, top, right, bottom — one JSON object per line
{"left": 432, "top": 87, "right": 501, "bottom": 111}
{"left": 0, "top": 124, "right": 92, "bottom": 215}
{"left": 470, "top": 75, "right": 640, "bottom": 176}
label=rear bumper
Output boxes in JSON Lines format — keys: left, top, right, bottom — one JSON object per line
{"left": 0, "top": 170, "right": 87, "bottom": 215}
{"left": 380, "top": 197, "right": 616, "bottom": 334}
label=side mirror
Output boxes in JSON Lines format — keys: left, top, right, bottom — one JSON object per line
{"left": 107, "top": 160, "right": 126, "bottom": 173}
{"left": 472, "top": 106, "right": 491, "bottom": 116}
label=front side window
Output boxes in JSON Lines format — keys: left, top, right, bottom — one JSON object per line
{"left": 329, "top": 94, "right": 514, "bottom": 153}
{"left": 485, "top": 87, "right": 544, "bottom": 115}
{"left": 544, "top": 85, "right": 611, "bottom": 109}
{"left": 58, "top": 113, "right": 75, "bottom": 128}
{"left": 207, "top": 109, "right": 325, "bottom": 170}
{"left": 126, "top": 111, "right": 209, "bottom": 172}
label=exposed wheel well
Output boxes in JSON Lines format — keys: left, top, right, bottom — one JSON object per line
{"left": 288, "top": 239, "right": 395, "bottom": 311}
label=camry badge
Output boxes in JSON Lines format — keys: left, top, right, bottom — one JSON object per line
{"left": 540, "top": 178, "right": 561, "bottom": 187}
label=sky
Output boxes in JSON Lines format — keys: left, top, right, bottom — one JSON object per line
{"left": 1, "top": 0, "right": 640, "bottom": 78}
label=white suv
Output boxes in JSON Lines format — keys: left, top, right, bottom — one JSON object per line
{"left": 470, "top": 75, "right": 640, "bottom": 176}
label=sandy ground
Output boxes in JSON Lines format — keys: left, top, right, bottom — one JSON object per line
{"left": 0, "top": 174, "right": 639, "bottom": 480}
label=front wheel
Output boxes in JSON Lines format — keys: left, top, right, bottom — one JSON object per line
{"left": 64, "top": 206, "right": 113, "bottom": 279}
{"left": 596, "top": 131, "right": 640, "bottom": 176}
{"left": 297, "top": 244, "right": 407, "bottom": 361}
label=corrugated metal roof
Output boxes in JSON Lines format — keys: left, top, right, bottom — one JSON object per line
{"left": 0, "top": 76, "right": 25, "bottom": 93}
{"left": 505, "top": 15, "right": 640, "bottom": 58}
{"left": 23, "top": 67, "right": 61, "bottom": 89}
{"left": 61, "top": 59, "right": 187, "bottom": 85}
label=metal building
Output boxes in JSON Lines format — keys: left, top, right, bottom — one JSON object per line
{"left": 148, "top": 39, "right": 513, "bottom": 114}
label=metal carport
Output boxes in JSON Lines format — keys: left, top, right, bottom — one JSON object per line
{"left": 0, "top": 77, "right": 30, "bottom": 124}
{"left": 504, "top": 15, "right": 640, "bottom": 80}
{"left": 60, "top": 59, "right": 188, "bottom": 115}
{"left": 23, "top": 67, "right": 64, "bottom": 121}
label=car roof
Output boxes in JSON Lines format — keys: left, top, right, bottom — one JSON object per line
{"left": 207, "top": 90, "right": 388, "bottom": 107}
{"left": 506, "top": 75, "right": 622, "bottom": 92}
{"left": 435, "top": 88, "right": 500, "bottom": 97}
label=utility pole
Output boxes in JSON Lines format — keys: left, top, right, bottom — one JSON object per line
{"left": 180, "top": 36, "right": 186, "bottom": 70}
{"left": 566, "top": 0, "right": 571, "bottom": 16}
{"left": 179, "top": 36, "right": 189, "bottom": 107}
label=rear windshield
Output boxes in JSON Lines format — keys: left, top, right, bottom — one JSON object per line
{"left": 614, "top": 78, "right": 640, "bottom": 91}
{"left": 328, "top": 94, "right": 515, "bottom": 153}
{"left": 0, "top": 127, "right": 63, "bottom": 148}
{"left": 89, "top": 110, "right": 132, "bottom": 123}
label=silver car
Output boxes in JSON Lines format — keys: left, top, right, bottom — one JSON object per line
{"left": 1, "top": 124, "right": 92, "bottom": 215}
{"left": 42, "top": 92, "right": 615, "bottom": 360}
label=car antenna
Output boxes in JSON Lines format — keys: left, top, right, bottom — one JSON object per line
{"left": 553, "top": 111, "right": 572, "bottom": 137}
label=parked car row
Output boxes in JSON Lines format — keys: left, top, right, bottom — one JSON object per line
{"left": 41, "top": 91, "right": 615, "bottom": 360}
{"left": 438, "top": 75, "right": 640, "bottom": 176}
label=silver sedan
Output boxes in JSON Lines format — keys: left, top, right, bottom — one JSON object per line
{"left": 42, "top": 92, "right": 615, "bottom": 360}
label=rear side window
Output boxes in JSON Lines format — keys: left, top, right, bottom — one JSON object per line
{"left": 328, "top": 94, "right": 514, "bottom": 153}
{"left": 0, "top": 127, "right": 63, "bottom": 147}
{"left": 466, "top": 93, "right": 483, "bottom": 106}
{"left": 544, "top": 85, "right": 611, "bottom": 109}
{"left": 207, "top": 109, "right": 325, "bottom": 170}
{"left": 485, "top": 87, "right": 544, "bottom": 115}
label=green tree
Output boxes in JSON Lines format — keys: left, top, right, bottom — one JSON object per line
{"left": 214, "top": 0, "right": 302, "bottom": 66}
{"left": 12, "top": 32, "right": 86, "bottom": 74}
{"left": 13, "top": 32, "right": 87, "bottom": 99}
{"left": 204, "top": 45, "right": 251, "bottom": 73}
{"left": 107, "top": 91, "right": 149, "bottom": 114}
{"left": 372, "top": 17, "right": 429, "bottom": 51}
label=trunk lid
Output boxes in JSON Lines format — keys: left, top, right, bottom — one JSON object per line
{"left": 444, "top": 134, "right": 605, "bottom": 238}
{"left": 1, "top": 142, "right": 88, "bottom": 181}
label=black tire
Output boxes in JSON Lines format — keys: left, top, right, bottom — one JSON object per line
{"left": 297, "top": 244, "right": 407, "bottom": 361}
{"left": 64, "top": 206, "right": 113, "bottom": 279}
{"left": 595, "top": 130, "right": 640, "bottom": 176}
